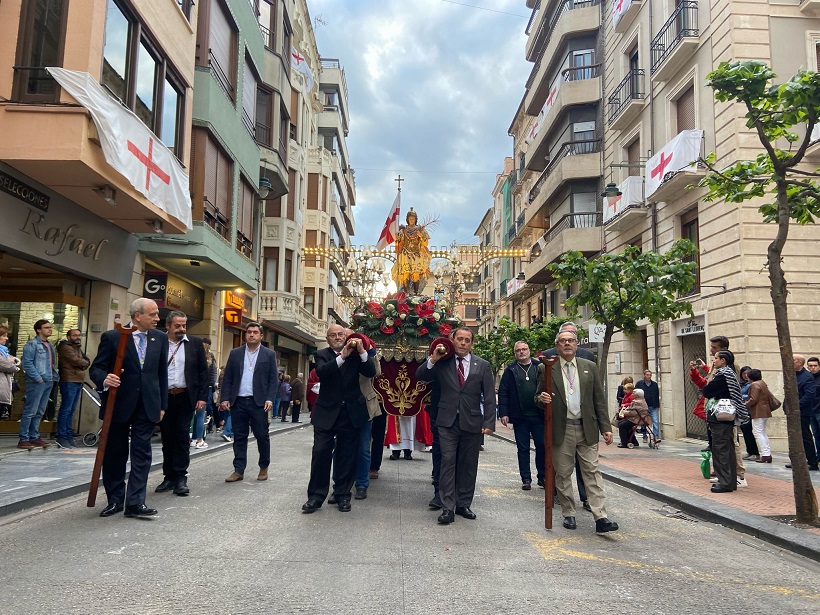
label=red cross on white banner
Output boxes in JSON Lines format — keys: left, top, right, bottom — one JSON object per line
{"left": 650, "top": 151, "right": 672, "bottom": 181}
{"left": 376, "top": 192, "right": 401, "bottom": 250}
{"left": 292, "top": 51, "right": 305, "bottom": 64}
{"left": 644, "top": 129, "right": 703, "bottom": 199}
{"left": 127, "top": 138, "right": 171, "bottom": 190}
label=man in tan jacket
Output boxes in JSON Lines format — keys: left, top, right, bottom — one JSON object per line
{"left": 56, "top": 329, "right": 90, "bottom": 448}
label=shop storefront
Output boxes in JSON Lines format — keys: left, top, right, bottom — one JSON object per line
{"left": 0, "top": 164, "right": 138, "bottom": 435}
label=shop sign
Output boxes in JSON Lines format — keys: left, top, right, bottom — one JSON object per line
{"left": 225, "top": 290, "right": 248, "bottom": 314}
{"left": 144, "top": 271, "right": 168, "bottom": 303}
{"left": 144, "top": 270, "right": 204, "bottom": 320}
{"left": 224, "top": 308, "right": 242, "bottom": 326}
{"left": 676, "top": 315, "right": 705, "bottom": 337}
{"left": 0, "top": 164, "right": 137, "bottom": 287}
{"left": 0, "top": 169, "right": 49, "bottom": 212}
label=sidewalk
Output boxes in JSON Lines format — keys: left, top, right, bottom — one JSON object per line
{"left": 0, "top": 420, "right": 306, "bottom": 517}
{"left": 491, "top": 421, "right": 820, "bottom": 562}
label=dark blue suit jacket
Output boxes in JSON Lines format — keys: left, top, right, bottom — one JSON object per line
{"left": 220, "top": 344, "right": 279, "bottom": 408}
{"left": 90, "top": 327, "right": 169, "bottom": 423}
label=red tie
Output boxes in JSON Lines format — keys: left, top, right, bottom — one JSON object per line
{"left": 457, "top": 357, "right": 466, "bottom": 387}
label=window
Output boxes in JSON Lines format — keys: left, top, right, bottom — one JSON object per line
{"left": 278, "top": 100, "right": 290, "bottom": 165}
{"left": 307, "top": 174, "right": 319, "bottom": 210}
{"left": 177, "top": 0, "right": 194, "bottom": 20}
{"left": 205, "top": 0, "right": 237, "bottom": 102}
{"left": 259, "top": 0, "right": 277, "bottom": 50}
{"left": 242, "top": 57, "right": 258, "bottom": 137}
{"left": 318, "top": 288, "right": 325, "bottom": 319}
{"left": 14, "top": 0, "right": 67, "bottom": 102}
{"left": 304, "top": 288, "right": 315, "bottom": 314}
{"left": 676, "top": 85, "right": 696, "bottom": 132}
{"left": 265, "top": 196, "right": 282, "bottom": 217}
{"left": 286, "top": 169, "right": 297, "bottom": 221}
{"left": 263, "top": 247, "right": 279, "bottom": 291}
{"left": 681, "top": 208, "right": 700, "bottom": 295}
{"left": 237, "top": 177, "right": 255, "bottom": 258}
{"left": 195, "top": 128, "right": 233, "bottom": 239}
{"left": 101, "top": 0, "right": 187, "bottom": 156}
{"left": 256, "top": 87, "right": 273, "bottom": 147}
{"left": 281, "top": 11, "right": 292, "bottom": 73}
{"left": 290, "top": 88, "right": 300, "bottom": 139}
{"left": 571, "top": 49, "right": 595, "bottom": 79}
{"left": 284, "top": 249, "right": 294, "bottom": 293}
{"left": 627, "top": 139, "right": 641, "bottom": 177}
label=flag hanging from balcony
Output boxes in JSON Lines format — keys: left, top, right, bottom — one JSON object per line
{"left": 644, "top": 129, "right": 704, "bottom": 199}
{"left": 376, "top": 192, "right": 401, "bottom": 250}
{"left": 613, "top": 0, "right": 634, "bottom": 29}
{"left": 46, "top": 68, "right": 192, "bottom": 229}
{"left": 527, "top": 78, "right": 562, "bottom": 145}
{"left": 291, "top": 47, "right": 314, "bottom": 92}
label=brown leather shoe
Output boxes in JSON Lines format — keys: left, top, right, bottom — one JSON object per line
{"left": 225, "top": 471, "right": 244, "bottom": 482}
{"left": 755, "top": 456, "right": 773, "bottom": 463}
{"left": 257, "top": 467, "right": 268, "bottom": 481}
{"left": 32, "top": 438, "right": 51, "bottom": 448}
{"left": 17, "top": 440, "right": 36, "bottom": 450}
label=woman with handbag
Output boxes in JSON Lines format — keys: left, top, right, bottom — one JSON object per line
{"left": 702, "top": 350, "right": 747, "bottom": 493}
{"left": 0, "top": 325, "right": 22, "bottom": 420}
{"left": 745, "top": 369, "right": 778, "bottom": 463}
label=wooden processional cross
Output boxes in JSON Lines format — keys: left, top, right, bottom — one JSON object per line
{"left": 395, "top": 174, "right": 404, "bottom": 193}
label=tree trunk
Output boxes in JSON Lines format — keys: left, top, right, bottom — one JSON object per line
{"left": 599, "top": 325, "right": 614, "bottom": 389}
{"left": 770, "top": 180, "right": 818, "bottom": 524}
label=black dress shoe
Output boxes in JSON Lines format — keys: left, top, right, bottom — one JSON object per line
{"left": 537, "top": 478, "right": 545, "bottom": 489}
{"left": 582, "top": 500, "right": 592, "bottom": 513}
{"left": 522, "top": 479, "right": 532, "bottom": 491}
{"left": 337, "top": 498, "right": 352, "bottom": 512}
{"left": 428, "top": 494, "right": 443, "bottom": 510}
{"left": 174, "top": 478, "right": 190, "bottom": 496}
{"left": 124, "top": 504, "right": 158, "bottom": 518}
{"left": 301, "top": 499, "right": 322, "bottom": 513}
{"left": 455, "top": 506, "right": 477, "bottom": 520}
{"left": 328, "top": 494, "right": 337, "bottom": 505}
{"left": 809, "top": 465, "right": 819, "bottom": 471}
{"left": 99, "top": 502, "right": 123, "bottom": 517}
{"left": 595, "top": 517, "right": 619, "bottom": 533}
{"left": 154, "top": 479, "right": 175, "bottom": 493}
{"left": 785, "top": 463, "right": 792, "bottom": 469}
{"left": 563, "top": 516, "right": 577, "bottom": 530}
{"left": 404, "top": 451, "right": 413, "bottom": 460}
{"left": 389, "top": 451, "right": 400, "bottom": 460}
{"left": 437, "top": 509, "right": 455, "bottom": 524}
{"left": 710, "top": 484, "right": 733, "bottom": 493}
{"left": 355, "top": 488, "right": 367, "bottom": 500}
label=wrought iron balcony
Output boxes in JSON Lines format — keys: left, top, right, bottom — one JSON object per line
{"left": 650, "top": 1, "right": 699, "bottom": 76}
{"left": 608, "top": 69, "right": 645, "bottom": 124}
{"left": 544, "top": 212, "right": 602, "bottom": 244}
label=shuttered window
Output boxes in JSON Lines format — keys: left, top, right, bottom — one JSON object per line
{"left": 236, "top": 177, "right": 255, "bottom": 258}
{"left": 209, "top": 0, "right": 236, "bottom": 101}
{"left": 676, "top": 85, "right": 696, "bottom": 132}
{"left": 284, "top": 249, "right": 294, "bottom": 293}
{"left": 627, "top": 139, "right": 641, "bottom": 176}
{"left": 290, "top": 88, "right": 299, "bottom": 139}
{"left": 287, "top": 169, "right": 297, "bottom": 221}
{"left": 263, "top": 246, "right": 278, "bottom": 291}
{"left": 242, "top": 58, "right": 257, "bottom": 136}
{"left": 197, "top": 128, "right": 233, "bottom": 240}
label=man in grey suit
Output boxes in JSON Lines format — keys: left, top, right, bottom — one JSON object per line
{"left": 536, "top": 330, "right": 619, "bottom": 534}
{"left": 416, "top": 327, "right": 495, "bottom": 525}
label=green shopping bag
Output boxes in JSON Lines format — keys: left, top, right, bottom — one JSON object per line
{"left": 700, "top": 451, "right": 712, "bottom": 479}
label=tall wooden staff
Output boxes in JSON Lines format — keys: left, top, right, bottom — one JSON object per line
{"left": 87, "top": 320, "right": 130, "bottom": 507}
{"left": 540, "top": 355, "right": 558, "bottom": 529}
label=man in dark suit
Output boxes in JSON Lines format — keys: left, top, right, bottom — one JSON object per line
{"left": 154, "top": 311, "right": 208, "bottom": 496}
{"left": 90, "top": 298, "right": 168, "bottom": 518}
{"left": 302, "top": 324, "right": 376, "bottom": 514}
{"left": 535, "top": 330, "right": 619, "bottom": 534}
{"left": 416, "top": 327, "right": 496, "bottom": 525}
{"left": 219, "top": 322, "right": 279, "bottom": 482}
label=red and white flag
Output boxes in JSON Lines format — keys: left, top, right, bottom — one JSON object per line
{"left": 613, "top": 0, "right": 634, "bottom": 29}
{"left": 47, "top": 68, "right": 192, "bottom": 229}
{"left": 291, "top": 47, "right": 314, "bottom": 91}
{"left": 644, "top": 129, "right": 703, "bottom": 199}
{"left": 376, "top": 192, "right": 400, "bottom": 250}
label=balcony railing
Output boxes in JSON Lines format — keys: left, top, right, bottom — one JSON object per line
{"left": 544, "top": 212, "right": 602, "bottom": 243}
{"left": 209, "top": 50, "right": 234, "bottom": 102}
{"left": 608, "top": 69, "right": 646, "bottom": 124}
{"left": 255, "top": 121, "right": 272, "bottom": 148}
{"left": 12, "top": 66, "right": 59, "bottom": 103}
{"left": 517, "top": 211, "right": 525, "bottom": 232}
{"left": 525, "top": 0, "right": 541, "bottom": 35}
{"left": 236, "top": 231, "right": 253, "bottom": 260}
{"left": 507, "top": 226, "right": 517, "bottom": 242}
{"left": 545, "top": 138, "right": 601, "bottom": 174}
{"left": 203, "top": 197, "right": 230, "bottom": 241}
{"left": 242, "top": 109, "right": 255, "bottom": 138}
{"left": 500, "top": 279, "right": 510, "bottom": 298}
{"left": 259, "top": 24, "right": 274, "bottom": 51}
{"left": 650, "top": 1, "right": 699, "bottom": 74}
{"left": 525, "top": 0, "right": 600, "bottom": 89}
{"left": 561, "top": 63, "right": 601, "bottom": 82}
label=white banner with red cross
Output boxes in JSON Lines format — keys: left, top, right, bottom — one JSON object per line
{"left": 47, "top": 68, "right": 192, "bottom": 229}
{"left": 526, "top": 77, "right": 562, "bottom": 145}
{"left": 603, "top": 174, "right": 643, "bottom": 223}
{"left": 376, "top": 191, "right": 401, "bottom": 250}
{"left": 613, "top": 0, "right": 634, "bottom": 29}
{"left": 644, "top": 129, "right": 703, "bottom": 200}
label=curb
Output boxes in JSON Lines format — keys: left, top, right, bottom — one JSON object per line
{"left": 489, "top": 432, "right": 820, "bottom": 563}
{"left": 0, "top": 422, "right": 305, "bottom": 518}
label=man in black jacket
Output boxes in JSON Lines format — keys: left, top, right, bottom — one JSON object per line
{"left": 302, "top": 324, "right": 376, "bottom": 513}
{"left": 807, "top": 356, "right": 820, "bottom": 464}
{"left": 499, "top": 341, "right": 544, "bottom": 490}
{"left": 155, "top": 311, "right": 209, "bottom": 496}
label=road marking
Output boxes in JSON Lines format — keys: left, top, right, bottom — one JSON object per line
{"left": 524, "top": 532, "right": 820, "bottom": 599}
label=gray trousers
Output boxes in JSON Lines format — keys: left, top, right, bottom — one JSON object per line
{"left": 554, "top": 423, "right": 609, "bottom": 519}
{"left": 438, "top": 421, "right": 482, "bottom": 511}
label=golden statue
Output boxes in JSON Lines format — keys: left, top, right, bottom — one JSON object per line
{"left": 391, "top": 208, "right": 432, "bottom": 295}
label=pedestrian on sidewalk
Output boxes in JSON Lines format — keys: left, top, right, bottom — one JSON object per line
{"left": 616, "top": 388, "right": 650, "bottom": 448}
{"left": 91, "top": 298, "right": 168, "bottom": 518}
{"left": 155, "top": 311, "right": 209, "bottom": 496}
{"left": 744, "top": 369, "right": 776, "bottom": 463}
{"left": 352, "top": 337, "right": 381, "bottom": 500}
{"left": 0, "top": 325, "right": 21, "bottom": 421}
{"left": 535, "top": 330, "right": 619, "bottom": 534}
{"left": 806, "top": 357, "right": 820, "bottom": 461}
{"left": 19, "top": 319, "right": 58, "bottom": 450}
{"left": 786, "top": 355, "right": 818, "bottom": 471}
{"left": 203, "top": 338, "right": 218, "bottom": 435}
{"left": 290, "top": 372, "right": 305, "bottom": 424}
{"left": 219, "top": 323, "right": 278, "bottom": 483}
{"left": 635, "top": 369, "right": 661, "bottom": 442}
{"left": 702, "top": 350, "right": 748, "bottom": 493}
{"left": 498, "top": 340, "right": 545, "bottom": 491}
{"left": 738, "top": 366, "right": 760, "bottom": 461}
{"left": 55, "top": 329, "right": 90, "bottom": 448}
{"left": 278, "top": 374, "right": 291, "bottom": 422}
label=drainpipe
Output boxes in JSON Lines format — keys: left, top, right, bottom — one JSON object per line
{"left": 647, "top": 0, "right": 661, "bottom": 380}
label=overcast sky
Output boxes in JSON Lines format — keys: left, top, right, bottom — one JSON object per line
{"left": 308, "top": 0, "right": 531, "bottom": 249}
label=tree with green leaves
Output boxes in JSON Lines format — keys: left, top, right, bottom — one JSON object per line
{"left": 698, "top": 60, "right": 820, "bottom": 524}
{"left": 472, "top": 315, "right": 576, "bottom": 378}
{"left": 547, "top": 240, "right": 698, "bottom": 386}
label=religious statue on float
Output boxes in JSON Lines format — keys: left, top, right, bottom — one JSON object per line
{"left": 391, "top": 208, "right": 434, "bottom": 295}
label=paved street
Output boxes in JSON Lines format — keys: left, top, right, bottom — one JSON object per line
{"left": 0, "top": 426, "right": 818, "bottom": 614}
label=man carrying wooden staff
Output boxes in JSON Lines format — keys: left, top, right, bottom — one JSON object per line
{"left": 90, "top": 298, "right": 168, "bottom": 518}
{"left": 535, "top": 330, "right": 618, "bottom": 534}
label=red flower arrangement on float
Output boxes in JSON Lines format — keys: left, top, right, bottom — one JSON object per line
{"left": 353, "top": 292, "right": 460, "bottom": 345}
